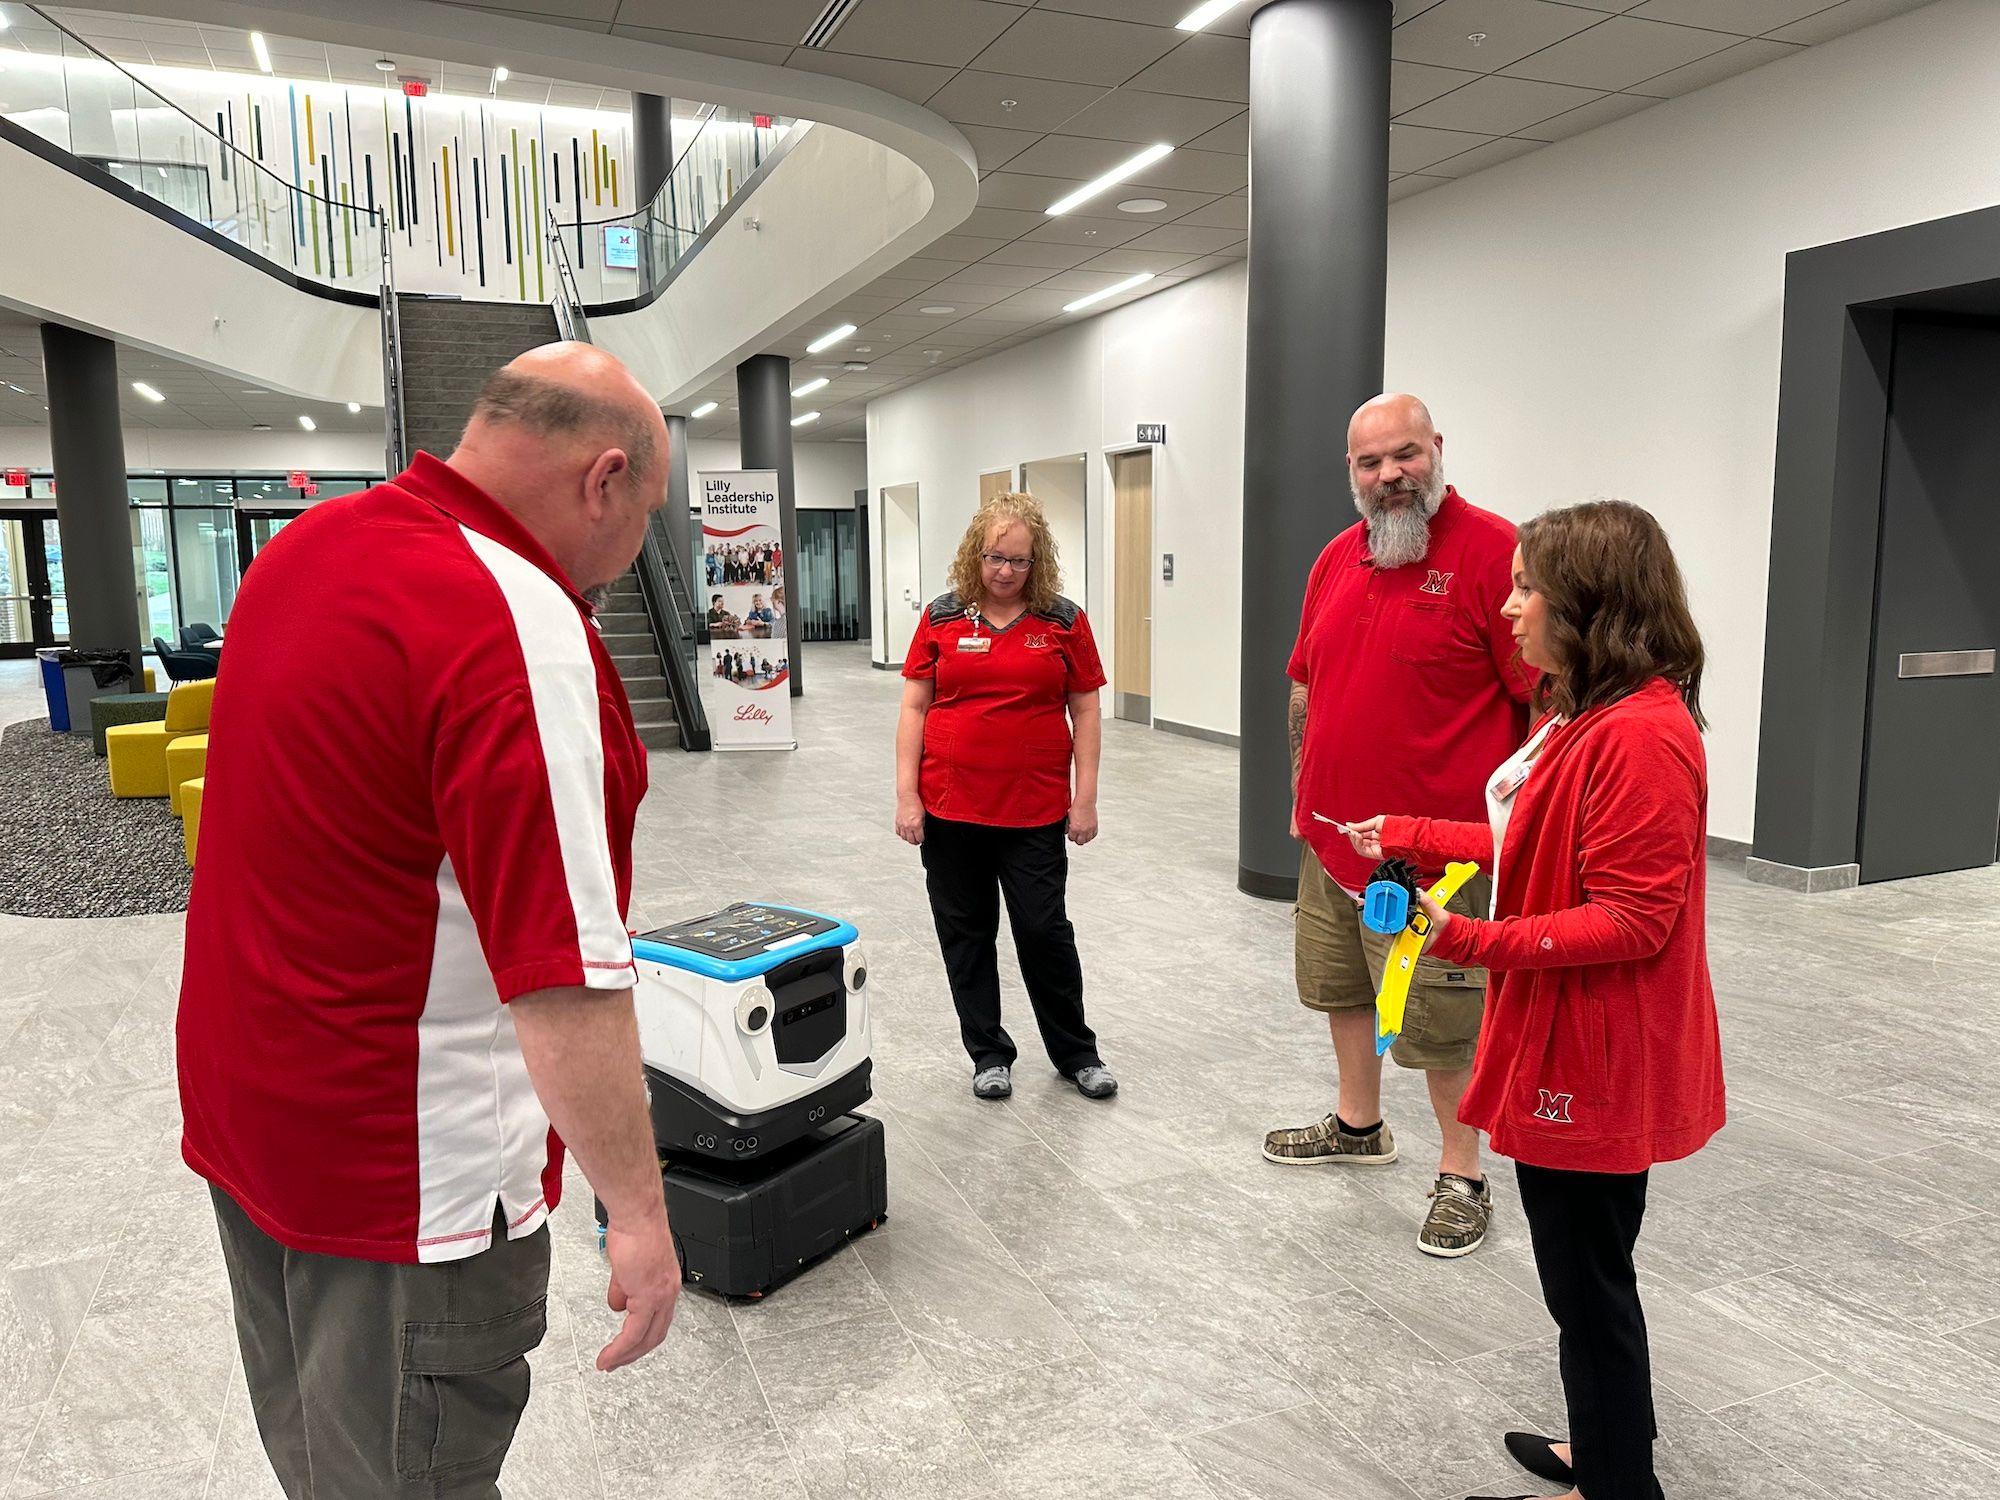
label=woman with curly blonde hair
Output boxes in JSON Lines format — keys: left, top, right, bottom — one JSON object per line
{"left": 894, "top": 492, "right": 1118, "bottom": 1102}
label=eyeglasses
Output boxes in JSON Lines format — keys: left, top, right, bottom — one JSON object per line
{"left": 980, "top": 551, "right": 1034, "bottom": 572}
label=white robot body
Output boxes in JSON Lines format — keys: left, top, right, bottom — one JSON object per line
{"left": 629, "top": 904, "right": 871, "bottom": 1162}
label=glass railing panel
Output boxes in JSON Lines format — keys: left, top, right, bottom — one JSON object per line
{"left": 58, "top": 30, "right": 137, "bottom": 161}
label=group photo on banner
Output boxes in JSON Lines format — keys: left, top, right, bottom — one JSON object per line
{"left": 697, "top": 470, "right": 796, "bottom": 751}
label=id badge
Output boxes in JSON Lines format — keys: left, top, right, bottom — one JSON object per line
{"left": 1491, "top": 764, "right": 1529, "bottom": 801}
{"left": 958, "top": 636, "right": 991, "bottom": 654}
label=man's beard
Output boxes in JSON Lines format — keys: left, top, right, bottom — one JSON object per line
{"left": 583, "top": 583, "right": 613, "bottom": 611}
{"left": 1353, "top": 463, "right": 1447, "bottom": 569}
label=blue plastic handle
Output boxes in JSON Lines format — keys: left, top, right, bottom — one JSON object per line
{"left": 1360, "top": 880, "right": 1410, "bottom": 935}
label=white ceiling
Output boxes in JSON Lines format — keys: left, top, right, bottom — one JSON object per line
{"left": 435, "top": 0, "right": 1927, "bottom": 441}
{"left": 10, "top": 0, "right": 1937, "bottom": 443}
{"left": 0, "top": 312, "right": 379, "bottom": 433}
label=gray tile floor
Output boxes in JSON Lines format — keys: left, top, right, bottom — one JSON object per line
{"left": 0, "top": 645, "right": 1995, "bottom": 1498}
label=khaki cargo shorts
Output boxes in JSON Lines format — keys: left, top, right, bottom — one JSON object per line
{"left": 1294, "top": 845, "right": 1490, "bottom": 1072}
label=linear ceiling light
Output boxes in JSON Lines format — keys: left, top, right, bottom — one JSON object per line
{"left": 131, "top": 381, "right": 166, "bottom": 403}
{"left": 1046, "top": 143, "right": 1173, "bottom": 216}
{"left": 298, "top": 414, "right": 316, "bottom": 431}
{"left": 1064, "top": 272, "right": 1156, "bottom": 313}
{"left": 690, "top": 401, "right": 718, "bottom": 419}
{"left": 806, "top": 322, "right": 857, "bottom": 354}
{"left": 1176, "top": 0, "right": 1249, "bottom": 31}
{"left": 800, "top": 0, "right": 866, "bottom": 49}
{"left": 792, "top": 377, "right": 830, "bottom": 398}
{"left": 250, "top": 32, "right": 273, "bottom": 73}
{"left": 791, "top": 411, "right": 820, "bottom": 428}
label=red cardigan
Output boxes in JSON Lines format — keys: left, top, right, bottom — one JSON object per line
{"left": 1381, "top": 678, "right": 1725, "bottom": 1174}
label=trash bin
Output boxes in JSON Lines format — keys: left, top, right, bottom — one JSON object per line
{"left": 40, "top": 648, "right": 140, "bottom": 733}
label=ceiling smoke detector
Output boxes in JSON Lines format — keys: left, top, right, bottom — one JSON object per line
{"left": 1467, "top": 31, "right": 1487, "bottom": 45}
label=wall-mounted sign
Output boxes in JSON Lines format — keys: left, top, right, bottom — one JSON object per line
{"left": 287, "top": 470, "right": 309, "bottom": 489}
{"left": 3, "top": 468, "right": 27, "bottom": 488}
{"left": 1137, "top": 423, "right": 1166, "bottom": 445}
{"left": 603, "top": 225, "right": 639, "bottom": 270}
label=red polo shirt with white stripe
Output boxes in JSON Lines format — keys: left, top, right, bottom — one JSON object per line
{"left": 177, "top": 452, "right": 646, "bottom": 1265}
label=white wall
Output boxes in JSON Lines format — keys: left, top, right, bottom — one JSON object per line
{"left": 685, "top": 437, "right": 864, "bottom": 510}
{"left": 867, "top": 0, "right": 2000, "bottom": 843}
{"left": 866, "top": 266, "right": 1246, "bottom": 740}
{"left": 1020, "top": 453, "right": 1089, "bottom": 603}
{"left": 0, "top": 427, "right": 384, "bottom": 475}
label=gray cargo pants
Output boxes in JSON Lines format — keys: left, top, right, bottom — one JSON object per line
{"left": 210, "top": 1186, "right": 550, "bottom": 1499}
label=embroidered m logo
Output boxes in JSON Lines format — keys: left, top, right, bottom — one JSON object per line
{"left": 1420, "top": 570, "right": 1454, "bottom": 596}
{"left": 1534, "top": 1090, "right": 1575, "bottom": 1124}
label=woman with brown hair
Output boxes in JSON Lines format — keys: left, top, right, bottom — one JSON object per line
{"left": 894, "top": 492, "right": 1117, "bottom": 1102}
{"left": 1349, "top": 500, "right": 1725, "bottom": 1500}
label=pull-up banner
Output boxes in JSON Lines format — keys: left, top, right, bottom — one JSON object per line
{"left": 696, "top": 469, "right": 796, "bottom": 751}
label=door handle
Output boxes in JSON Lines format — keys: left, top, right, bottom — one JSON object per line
{"left": 1899, "top": 649, "right": 1995, "bottom": 678}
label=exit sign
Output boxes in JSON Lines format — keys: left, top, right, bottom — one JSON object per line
{"left": 3, "top": 468, "right": 27, "bottom": 487}
{"left": 754, "top": 114, "right": 773, "bottom": 129}
{"left": 401, "top": 78, "right": 429, "bottom": 97}
{"left": 1137, "top": 423, "right": 1166, "bottom": 445}
{"left": 287, "top": 470, "right": 309, "bottom": 488}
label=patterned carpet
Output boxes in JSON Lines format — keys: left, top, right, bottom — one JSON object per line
{"left": 0, "top": 716, "right": 192, "bottom": 917}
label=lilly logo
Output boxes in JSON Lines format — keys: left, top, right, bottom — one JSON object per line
{"left": 1534, "top": 1090, "right": 1575, "bottom": 1124}
{"left": 734, "top": 705, "right": 773, "bottom": 724}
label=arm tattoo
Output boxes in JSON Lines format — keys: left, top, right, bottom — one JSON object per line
{"left": 1288, "top": 683, "right": 1308, "bottom": 787}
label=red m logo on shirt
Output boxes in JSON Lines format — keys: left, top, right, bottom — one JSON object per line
{"left": 1534, "top": 1090, "right": 1575, "bottom": 1124}
{"left": 1420, "top": 570, "right": 1454, "bottom": 596}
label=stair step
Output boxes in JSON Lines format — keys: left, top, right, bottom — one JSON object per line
{"left": 623, "top": 679, "right": 672, "bottom": 702}
{"left": 629, "top": 699, "right": 676, "bottom": 726}
{"left": 637, "top": 723, "right": 680, "bottom": 751}
{"left": 598, "top": 610, "right": 649, "bottom": 632}
{"left": 602, "top": 632, "right": 655, "bottom": 654}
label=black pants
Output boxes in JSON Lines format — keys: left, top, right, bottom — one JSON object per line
{"left": 1516, "top": 1162, "right": 1664, "bottom": 1500}
{"left": 920, "top": 814, "right": 1101, "bottom": 1074}
{"left": 211, "top": 1187, "right": 550, "bottom": 1499}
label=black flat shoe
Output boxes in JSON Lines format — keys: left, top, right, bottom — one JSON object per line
{"left": 1503, "top": 1431, "right": 1574, "bottom": 1486}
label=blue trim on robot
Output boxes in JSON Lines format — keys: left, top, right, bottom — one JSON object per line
{"left": 631, "top": 906, "right": 860, "bottom": 982}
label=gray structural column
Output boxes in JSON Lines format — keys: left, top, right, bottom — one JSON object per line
{"left": 663, "top": 411, "right": 693, "bottom": 585}
{"left": 736, "top": 353, "right": 803, "bottom": 697}
{"left": 39, "top": 323, "right": 143, "bottom": 667}
{"left": 631, "top": 92, "right": 674, "bottom": 206}
{"left": 1237, "top": 0, "right": 1393, "bottom": 900}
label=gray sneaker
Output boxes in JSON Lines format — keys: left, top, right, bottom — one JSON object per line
{"left": 972, "top": 1064, "right": 1012, "bottom": 1100}
{"left": 1419, "top": 1173, "right": 1492, "bottom": 1258}
{"left": 1262, "top": 1113, "right": 1398, "bottom": 1166}
{"left": 1070, "top": 1064, "right": 1118, "bottom": 1100}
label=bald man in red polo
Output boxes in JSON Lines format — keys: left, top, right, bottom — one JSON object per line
{"left": 1264, "top": 394, "right": 1533, "bottom": 1259}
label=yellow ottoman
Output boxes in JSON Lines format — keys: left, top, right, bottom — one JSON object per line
{"left": 143, "top": 667, "right": 157, "bottom": 691}
{"left": 106, "top": 678, "right": 215, "bottom": 799}
{"left": 182, "top": 777, "right": 204, "bottom": 867}
{"left": 167, "top": 734, "right": 209, "bottom": 814}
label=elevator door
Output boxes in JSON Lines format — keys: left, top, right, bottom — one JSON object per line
{"left": 1858, "top": 315, "right": 2000, "bottom": 882}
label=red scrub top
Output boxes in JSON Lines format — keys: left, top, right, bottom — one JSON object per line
{"left": 903, "top": 591, "right": 1106, "bottom": 827}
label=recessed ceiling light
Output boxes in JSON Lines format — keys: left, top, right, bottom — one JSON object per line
{"left": 792, "top": 376, "right": 830, "bottom": 398}
{"left": 1048, "top": 143, "right": 1173, "bottom": 216}
{"left": 346, "top": 401, "right": 362, "bottom": 414}
{"left": 920, "top": 305, "right": 956, "bottom": 315}
{"left": 494, "top": 65, "right": 509, "bottom": 82}
{"left": 298, "top": 414, "right": 316, "bottom": 431}
{"left": 806, "top": 322, "right": 857, "bottom": 354}
{"left": 131, "top": 381, "right": 165, "bottom": 403}
{"left": 251, "top": 32, "right": 272, "bottom": 74}
{"left": 1176, "top": 0, "right": 1249, "bottom": 30}
{"left": 1064, "top": 272, "right": 1156, "bottom": 313}
{"left": 791, "top": 411, "right": 820, "bottom": 428}
{"left": 690, "top": 401, "right": 718, "bottom": 419}
{"left": 1000, "top": 99, "right": 1018, "bottom": 110}
{"left": 1118, "top": 198, "right": 1169, "bottom": 214}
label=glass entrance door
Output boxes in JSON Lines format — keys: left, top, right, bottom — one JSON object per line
{"left": 236, "top": 509, "right": 304, "bottom": 576}
{"left": 0, "top": 513, "right": 65, "bottom": 658}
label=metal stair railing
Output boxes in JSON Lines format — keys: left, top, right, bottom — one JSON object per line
{"left": 546, "top": 209, "right": 709, "bottom": 751}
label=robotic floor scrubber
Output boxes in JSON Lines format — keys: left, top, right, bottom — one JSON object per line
{"left": 593, "top": 902, "right": 888, "bottom": 1298}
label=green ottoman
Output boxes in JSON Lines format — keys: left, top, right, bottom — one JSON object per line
{"left": 91, "top": 692, "right": 169, "bottom": 756}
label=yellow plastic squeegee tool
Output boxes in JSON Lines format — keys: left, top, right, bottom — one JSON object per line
{"left": 1374, "top": 861, "right": 1481, "bottom": 1056}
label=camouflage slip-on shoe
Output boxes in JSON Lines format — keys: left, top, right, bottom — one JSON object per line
{"left": 1262, "top": 1113, "right": 1398, "bottom": 1166}
{"left": 1418, "top": 1172, "right": 1491, "bottom": 1258}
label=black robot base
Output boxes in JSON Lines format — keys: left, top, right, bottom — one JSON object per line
{"left": 595, "top": 1113, "right": 888, "bottom": 1300}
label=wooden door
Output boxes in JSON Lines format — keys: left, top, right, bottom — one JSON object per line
{"left": 1112, "top": 451, "right": 1153, "bottom": 723}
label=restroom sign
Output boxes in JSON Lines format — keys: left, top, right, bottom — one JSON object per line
{"left": 1137, "top": 423, "right": 1166, "bottom": 445}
